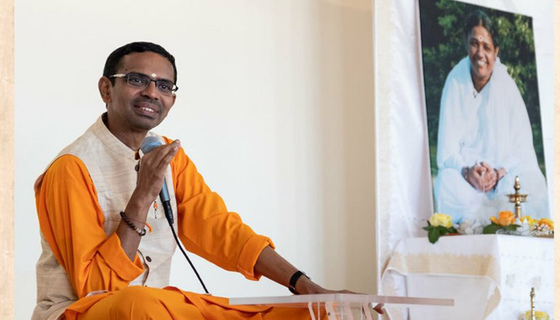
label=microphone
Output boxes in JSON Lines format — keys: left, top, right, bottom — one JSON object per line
{"left": 140, "top": 136, "right": 211, "bottom": 294}
{"left": 140, "top": 136, "right": 174, "bottom": 225}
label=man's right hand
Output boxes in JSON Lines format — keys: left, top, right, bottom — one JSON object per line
{"left": 132, "top": 139, "right": 181, "bottom": 209}
{"left": 117, "top": 139, "right": 180, "bottom": 260}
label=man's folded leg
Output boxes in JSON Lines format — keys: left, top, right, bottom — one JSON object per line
{"left": 74, "top": 286, "right": 204, "bottom": 320}
{"left": 69, "top": 286, "right": 322, "bottom": 320}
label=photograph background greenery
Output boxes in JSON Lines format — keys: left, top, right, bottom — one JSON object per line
{"left": 419, "top": 0, "right": 545, "bottom": 179}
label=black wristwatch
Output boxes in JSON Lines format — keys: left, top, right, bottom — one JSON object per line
{"left": 288, "top": 270, "right": 310, "bottom": 295}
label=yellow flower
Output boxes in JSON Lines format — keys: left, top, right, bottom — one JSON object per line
{"left": 490, "top": 211, "right": 515, "bottom": 226}
{"left": 520, "top": 216, "right": 535, "bottom": 225}
{"left": 537, "top": 218, "right": 554, "bottom": 229}
{"left": 429, "top": 213, "right": 453, "bottom": 228}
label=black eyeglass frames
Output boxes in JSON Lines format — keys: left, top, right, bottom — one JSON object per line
{"left": 109, "top": 72, "right": 178, "bottom": 96}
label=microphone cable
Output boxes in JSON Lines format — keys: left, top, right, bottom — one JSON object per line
{"left": 167, "top": 218, "right": 210, "bottom": 295}
{"left": 140, "top": 136, "right": 210, "bottom": 294}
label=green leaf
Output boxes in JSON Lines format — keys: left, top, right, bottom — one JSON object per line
{"left": 428, "top": 227, "right": 441, "bottom": 244}
{"left": 483, "top": 224, "right": 502, "bottom": 234}
{"left": 504, "top": 224, "right": 521, "bottom": 231}
{"left": 437, "top": 226, "right": 450, "bottom": 235}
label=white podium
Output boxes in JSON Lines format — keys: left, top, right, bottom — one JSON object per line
{"left": 230, "top": 293, "right": 453, "bottom": 320}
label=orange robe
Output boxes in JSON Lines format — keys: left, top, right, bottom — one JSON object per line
{"left": 36, "top": 134, "right": 318, "bottom": 319}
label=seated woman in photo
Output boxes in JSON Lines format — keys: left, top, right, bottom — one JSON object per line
{"left": 433, "top": 9, "right": 548, "bottom": 223}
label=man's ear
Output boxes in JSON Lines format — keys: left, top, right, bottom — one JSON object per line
{"left": 495, "top": 47, "right": 500, "bottom": 57}
{"left": 98, "top": 77, "right": 112, "bottom": 104}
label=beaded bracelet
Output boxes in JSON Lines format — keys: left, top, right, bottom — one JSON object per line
{"left": 120, "top": 211, "right": 147, "bottom": 236}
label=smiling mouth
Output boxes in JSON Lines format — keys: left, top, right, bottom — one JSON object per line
{"left": 139, "top": 106, "right": 155, "bottom": 113}
{"left": 135, "top": 102, "right": 158, "bottom": 118}
{"left": 476, "top": 60, "right": 488, "bottom": 67}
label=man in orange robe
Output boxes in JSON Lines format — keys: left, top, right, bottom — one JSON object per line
{"left": 33, "top": 42, "right": 376, "bottom": 320}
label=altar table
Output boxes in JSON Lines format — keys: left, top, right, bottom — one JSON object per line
{"left": 381, "top": 234, "right": 553, "bottom": 320}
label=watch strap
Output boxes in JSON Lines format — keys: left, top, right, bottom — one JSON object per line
{"left": 288, "top": 270, "right": 309, "bottom": 295}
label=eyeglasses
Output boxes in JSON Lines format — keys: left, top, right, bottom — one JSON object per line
{"left": 110, "top": 72, "right": 178, "bottom": 96}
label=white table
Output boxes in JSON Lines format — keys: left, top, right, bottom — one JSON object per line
{"left": 230, "top": 293, "right": 453, "bottom": 320}
{"left": 381, "top": 235, "right": 553, "bottom": 320}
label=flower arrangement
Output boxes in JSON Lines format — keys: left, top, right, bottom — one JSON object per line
{"left": 424, "top": 211, "right": 554, "bottom": 243}
{"left": 423, "top": 213, "right": 458, "bottom": 244}
{"left": 482, "top": 211, "right": 520, "bottom": 234}
{"left": 532, "top": 218, "right": 554, "bottom": 237}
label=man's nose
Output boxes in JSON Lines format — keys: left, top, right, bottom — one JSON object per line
{"left": 141, "top": 81, "right": 159, "bottom": 99}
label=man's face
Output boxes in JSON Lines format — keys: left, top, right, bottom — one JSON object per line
{"left": 103, "top": 51, "right": 176, "bottom": 134}
{"left": 467, "top": 25, "right": 499, "bottom": 87}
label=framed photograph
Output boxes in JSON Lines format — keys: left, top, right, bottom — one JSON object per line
{"left": 419, "top": 0, "right": 549, "bottom": 223}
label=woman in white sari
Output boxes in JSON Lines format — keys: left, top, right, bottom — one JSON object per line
{"left": 434, "top": 9, "right": 548, "bottom": 223}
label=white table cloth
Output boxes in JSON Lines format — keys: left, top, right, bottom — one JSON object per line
{"left": 381, "top": 234, "right": 553, "bottom": 319}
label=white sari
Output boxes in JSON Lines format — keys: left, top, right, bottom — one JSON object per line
{"left": 434, "top": 56, "right": 548, "bottom": 223}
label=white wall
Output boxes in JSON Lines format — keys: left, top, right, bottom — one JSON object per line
{"left": 15, "top": 0, "right": 375, "bottom": 318}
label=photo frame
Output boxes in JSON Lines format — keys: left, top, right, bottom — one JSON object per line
{"left": 419, "top": 0, "right": 550, "bottom": 223}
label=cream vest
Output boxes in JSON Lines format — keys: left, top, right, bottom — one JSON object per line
{"left": 33, "top": 115, "right": 179, "bottom": 320}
